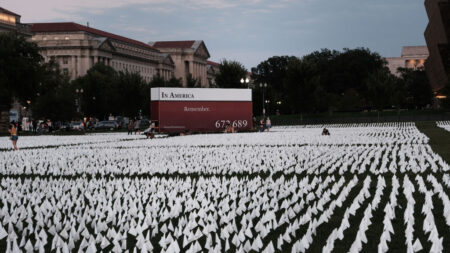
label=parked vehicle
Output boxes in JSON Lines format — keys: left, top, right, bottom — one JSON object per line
{"left": 115, "top": 116, "right": 129, "bottom": 129}
{"left": 70, "top": 121, "right": 84, "bottom": 130}
{"left": 94, "top": 121, "right": 120, "bottom": 131}
{"left": 54, "top": 121, "right": 71, "bottom": 131}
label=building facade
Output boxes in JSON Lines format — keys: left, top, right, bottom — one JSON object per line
{"left": 29, "top": 22, "right": 174, "bottom": 82}
{"left": 0, "top": 7, "right": 31, "bottom": 36}
{"left": 385, "top": 46, "right": 429, "bottom": 76}
{"left": 149, "top": 41, "right": 210, "bottom": 87}
{"left": 424, "top": 0, "right": 450, "bottom": 92}
{"left": 207, "top": 61, "right": 220, "bottom": 87}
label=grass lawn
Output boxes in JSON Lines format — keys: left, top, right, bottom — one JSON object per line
{"left": 415, "top": 121, "right": 450, "bottom": 164}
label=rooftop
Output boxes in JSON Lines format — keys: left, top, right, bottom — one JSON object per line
{"left": 0, "top": 7, "right": 20, "bottom": 17}
{"left": 401, "top": 46, "right": 429, "bottom": 58}
{"left": 29, "top": 22, "right": 158, "bottom": 51}
{"left": 207, "top": 60, "right": 220, "bottom": 67}
{"left": 150, "top": 40, "right": 196, "bottom": 49}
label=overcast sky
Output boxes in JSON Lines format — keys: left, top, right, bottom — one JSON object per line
{"left": 3, "top": 0, "right": 428, "bottom": 70}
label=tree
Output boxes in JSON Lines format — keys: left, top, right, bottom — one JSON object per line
{"left": 214, "top": 60, "right": 248, "bottom": 88}
{"left": 327, "top": 48, "right": 386, "bottom": 98}
{"left": 72, "top": 63, "right": 154, "bottom": 119}
{"left": 149, "top": 75, "right": 182, "bottom": 88}
{"left": 116, "top": 71, "right": 150, "bottom": 118}
{"left": 0, "top": 32, "right": 43, "bottom": 131}
{"left": 250, "top": 48, "right": 388, "bottom": 115}
{"left": 301, "top": 48, "right": 386, "bottom": 110}
{"left": 283, "top": 58, "right": 318, "bottom": 114}
{"left": 339, "top": 88, "right": 363, "bottom": 111}
{"left": 251, "top": 56, "right": 296, "bottom": 93}
{"left": 366, "top": 69, "right": 397, "bottom": 114}
{"left": 251, "top": 56, "right": 297, "bottom": 114}
{"left": 71, "top": 63, "right": 119, "bottom": 119}
{"left": 31, "top": 60, "right": 77, "bottom": 121}
{"left": 398, "top": 68, "right": 433, "bottom": 109}
{"left": 186, "top": 74, "right": 201, "bottom": 88}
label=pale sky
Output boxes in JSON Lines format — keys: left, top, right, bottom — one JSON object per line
{"left": 2, "top": 0, "right": 428, "bottom": 70}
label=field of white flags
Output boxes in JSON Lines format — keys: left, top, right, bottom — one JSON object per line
{"left": 437, "top": 121, "right": 450, "bottom": 132}
{"left": 0, "top": 122, "right": 449, "bottom": 252}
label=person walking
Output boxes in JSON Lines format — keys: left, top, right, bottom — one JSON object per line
{"left": 33, "top": 120, "right": 37, "bottom": 134}
{"left": 9, "top": 121, "right": 18, "bottom": 150}
{"left": 259, "top": 118, "right": 265, "bottom": 132}
{"left": 134, "top": 119, "right": 141, "bottom": 135}
{"left": 265, "top": 117, "right": 271, "bottom": 132}
{"left": 128, "top": 120, "right": 134, "bottom": 135}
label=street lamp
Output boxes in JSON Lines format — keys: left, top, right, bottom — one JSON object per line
{"left": 75, "top": 88, "right": 83, "bottom": 113}
{"left": 240, "top": 77, "right": 250, "bottom": 88}
{"left": 260, "top": 83, "right": 267, "bottom": 116}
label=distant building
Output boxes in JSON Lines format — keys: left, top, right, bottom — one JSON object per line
{"left": 424, "top": 0, "right": 450, "bottom": 92}
{"left": 149, "top": 41, "right": 210, "bottom": 87}
{"left": 385, "top": 46, "right": 429, "bottom": 76}
{"left": 29, "top": 22, "right": 174, "bottom": 82}
{"left": 207, "top": 61, "right": 220, "bottom": 87}
{"left": 0, "top": 7, "right": 31, "bottom": 36}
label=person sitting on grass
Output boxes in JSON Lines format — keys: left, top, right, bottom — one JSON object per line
{"left": 322, "top": 128, "right": 330, "bottom": 136}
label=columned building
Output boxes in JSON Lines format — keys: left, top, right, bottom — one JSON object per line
{"left": 0, "top": 7, "right": 31, "bottom": 36}
{"left": 149, "top": 40, "right": 210, "bottom": 87}
{"left": 385, "top": 46, "right": 429, "bottom": 76}
{"left": 29, "top": 22, "right": 174, "bottom": 82}
{"left": 207, "top": 60, "right": 220, "bottom": 87}
{"left": 424, "top": 0, "right": 450, "bottom": 92}
{"left": 158, "top": 54, "right": 175, "bottom": 81}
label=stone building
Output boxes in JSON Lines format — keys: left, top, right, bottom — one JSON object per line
{"left": 29, "top": 22, "right": 174, "bottom": 82}
{"left": 424, "top": 0, "right": 450, "bottom": 92}
{"left": 385, "top": 46, "right": 429, "bottom": 76}
{"left": 0, "top": 7, "right": 30, "bottom": 36}
{"left": 207, "top": 60, "right": 220, "bottom": 87}
{"left": 149, "top": 40, "right": 210, "bottom": 87}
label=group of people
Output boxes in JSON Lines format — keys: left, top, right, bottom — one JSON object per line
{"left": 127, "top": 119, "right": 141, "bottom": 135}
{"left": 259, "top": 117, "right": 271, "bottom": 132}
{"left": 224, "top": 122, "right": 235, "bottom": 133}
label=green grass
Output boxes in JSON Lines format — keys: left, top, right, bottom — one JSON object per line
{"left": 415, "top": 121, "right": 450, "bottom": 164}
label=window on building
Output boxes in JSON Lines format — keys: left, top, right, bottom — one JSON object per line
{"left": 63, "top": 57, "right": 69, "bottom": 64}
{"left": 54, "top": 37, "right": 59, "bottom": 40}
{"left": 0, "top": 13, "right": 15, "bottom": 25}
{"left": 63, "top": 68, "right": 69, "bottom": 76}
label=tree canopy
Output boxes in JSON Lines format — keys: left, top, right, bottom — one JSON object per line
{"left": 0, "top": 32, "right": 46, "bottom": 131}
{"left": 251, "top": 48, "right": 432, "bottom": 115}
{"left": 214, "top": 60, "right": 248, "bottom": 88}
{"left": 31, "top": 60, "right": 77, "bottom": 121}
{"left": 72, "top": 63, "right": 151, "bottom": 120}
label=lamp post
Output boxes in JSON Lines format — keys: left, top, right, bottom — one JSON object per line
{"left": 260, "top": 83, "right": 267, "bottom": 116}
{"left": 75, "top": 88, "right": 83, "bottom": 113}
{"left": 240, "top": 77, "right": 250, "bottom": 88}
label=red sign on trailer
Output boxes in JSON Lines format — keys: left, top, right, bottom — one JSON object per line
{"left": 151, "top": 87, "right": 253, "bottom": 133}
